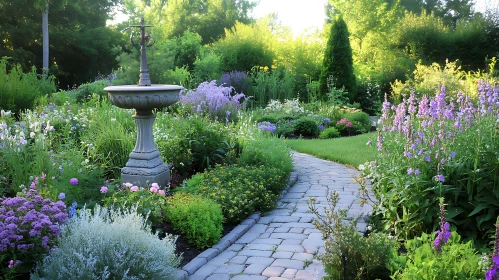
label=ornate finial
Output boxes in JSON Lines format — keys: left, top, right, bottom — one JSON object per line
{"left": 128, "top": 17, "right": 155, "bottom": 86}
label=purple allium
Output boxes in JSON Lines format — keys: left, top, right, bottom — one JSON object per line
{"left": 69, "top": 178, "right": 78, "bottom": 185}
{"left": 58, "top": 193, "right": 65, "bottom": 200}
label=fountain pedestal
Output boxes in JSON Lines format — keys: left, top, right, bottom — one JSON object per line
{"left": 105, "top": 84, "right": 183, "bottom": 187}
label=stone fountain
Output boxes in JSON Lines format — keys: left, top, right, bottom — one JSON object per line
{"left": 104, "top": 17, "right": 183, "bottom": 187}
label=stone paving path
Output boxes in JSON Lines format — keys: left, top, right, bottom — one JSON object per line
{"left": 179, "top": 151, "right": 373, "bottom": 280}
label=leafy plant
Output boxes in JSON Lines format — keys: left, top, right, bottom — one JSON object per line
{"left": 181, "top": 165, "right": 281, "bottom": 224}
{"left": 308, "top": 190, "right": 398, "bottom": 280}
{"left": 292, "top": 116, "right": 320, "bottom": 137}
{"left": 164, "top": 192, "right": 223, "bottom": 249}
{"left": 237, "top": 136, "right": 293, "bottom": 175}
{"left": 389, "top": 232, "right": 484, "bottom": 279}
{"left": 31, "top": 205, "right": 180, "bottom": 280}
{"left": 320, "top": 127, "right": 340, "bottom": 139}
{"left": 366, "top": 82, "right": 499, "bottom": 242}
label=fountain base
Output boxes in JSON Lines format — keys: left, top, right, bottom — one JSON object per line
{"left": 121, "top": 150, "right": 171, "bottom": 187}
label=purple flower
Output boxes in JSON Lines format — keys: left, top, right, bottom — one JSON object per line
{"left": 407, "top": 168, "right": 413, "bottom": 175}
{"left": 58, "top": 193, "right": 65, "bottom": 200}
{"left": 434, "top": 174, "right": 445, "bottom": 182}
{"left": 257, "top": 122, "right": 277, "bottom": 133}
{"left": 414, "top": 169, "right": 420, "bottom": 175}
{"left": 69, "top": 178, "right": 78, "bottom": 185}
{"left": 404, "top": 151, "right": 412, "bottom": 158}
{"left": 450, "top": 151, "right": 456, "bottom": 159}
{"left": 100, "top": 186, "right": 108, "bottom": 194}
{"left": 425, "top": 156, "right": 431, "bottom": 162}
{"left": 318, "top": 125, "right": 325, "bottom": 131}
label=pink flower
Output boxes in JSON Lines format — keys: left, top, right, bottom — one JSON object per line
{"left": 35, "top": 177, "right": 39, "bottom": 184}
{"left": 124, "top": 182, "right": 133, "bottom": 188}
{"left": 151, "top": 183, "right": 159, "bottom": 188}
{"left": 100, "top": 186, "right": 108, "bottom": 194}
{"left": 346, "top": 122, "right": 353, "bottom": 128}
{"left": 41, "top": 172, "right": 46, "bottom": 180}
{"left": 158, "top": 190, "right": 166, "bottom": 195}
{"left": 150, "top": 186, "right": 158, "bottom": 193}
{"left": 30, "top": 182, "right": 36, "bottom": 189}
{"left": 130, "top": 186, "right": 139, "bottom": 192}
{"left": 8, "top": 260, "right": 14, "bottom": 269}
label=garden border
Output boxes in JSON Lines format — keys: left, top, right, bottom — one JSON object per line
{"left": 175, "top": 171, "right": 299, "bottom": 278}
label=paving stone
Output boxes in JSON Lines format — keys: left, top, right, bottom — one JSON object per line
{"left": 269, "top": 233, "right": 307, "bottom": 240}
{"left": 272, "top": 251, "right": 293, "bottom": 259}
{"left": 262, "top": 266, "right": 285, "bottom": 277}
{"left": 175, "top": 270, "right": 188, "bottom": 280}
{"left": 244, "top": 263, "right": 270, "bottom": 275}
{"left": 266, "top": 227, "right": 275, "bottom": 233}
{"left": 236, "top": 232, "right": 261, "bottom": 244}
{"left": 281, "top": 239, "right": 302, "bottom": 245}
{"left": 268, "top": 277, "right": 289, "bottom": 280}
{"left": 227, "top": 244, "right": 245, "bottom": 252}
{"left": 251, "top": 238, "right": 282, "bottom": 245}
{"left": 229, "top": 256, "right": 248, "bottom": 265}
{"left": 295, "top": 270, "right": 317, "bottom": 279}
{"left": 259, "top": 233, "right": 271, "bottom": 238}
{"left": 291, "top": 253, "right": 314, "bottom": 261}
{"left": 183, "top": 257, "right": 207, "bottom": 275}
{"left": 283, "top": 192, "right": 305, "bottom": 199}
{"left": 245, "top": 257, "right": 275, "bottom": 266}
{"left": 245, "top": 243, "right": 275, "bottom": 251}
{"left": 247, "top": 224, "right": 268, "bottom": 233}
{"left": 271, "top": 259, "right": 304, "bottom": 270}
{"left": 198, "top": 248, "right": 219, "bottom": 260}
{"left": 258, "top": 216, "right": 274, "bottom": 224}
{"left": 231, "top": 275, "right": 267, "bottom": 280}
{"left": 277, "top": 244, "right": 305, "bottom": 253}
{"left": 272, "top": 216, "right": 301, "bottom": 223}
{"left": 189, "top": 265, "right": 218, "bottom": 280}
{"left": 206, "top": 274, "right": 231, "bottom": 280}
{"left": 280, "top": 268, "right": 298, "bottom": 279}
{"left": 273, "top": 227, "right": 290, "bottom": 233}
{"left": 289, "top": 227, "right": 304, "bottom": 233}
{"left": 213, "top": 264, "right": 245, "bottom": 275}
{"left": 238, "top": 249, "right": 273, "bottom": 257}
{"left": 207, "top": 251, "right": 238, "bottom": 266}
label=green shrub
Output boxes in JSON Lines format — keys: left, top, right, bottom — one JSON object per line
{"left": 389, "top": 232, "right": 484, "bottom": 279}
{"left": 31, "top": 205, "right": 180, "bottom": 280}
{"left": 193, "top": 51, "right": 223, "bottom": 85}
{"left": 0, "top": 58, "right": 56, "bottom": 116}
{"left": 237, "top": 136, "right": 293, "bottom": 175}
{"left": 155, "top": 115, "right": 236, "bottom": 176}
{"left": 275, "top": 120, "right": 295, "bottom": 138}
{"left": 344, "top": 111, "right": 371, "bottom": 134}
{"left": 182, "top": 165, "right": 281, "bottom": 224}
{"left": 319, "top": 127, "right": 340, "bottom": 139}
{"left": 308, "top": 190, "right": 398, "bottom": 280}
{"left": 292, "top": 116, "right": 320, "bottom": 137}
{"left": 165, "top": 192, "right": 223, "bottom": 250}
{"left": 75, "top": 80, "right": 109, "bottom": 103}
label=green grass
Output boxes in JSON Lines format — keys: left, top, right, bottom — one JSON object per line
{"left": 285, "top": 132, "right": 377, "bottom": 168}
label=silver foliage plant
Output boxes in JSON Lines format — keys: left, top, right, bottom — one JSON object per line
{"left": 31, "top": 205, "right": 181, "bottom": 280}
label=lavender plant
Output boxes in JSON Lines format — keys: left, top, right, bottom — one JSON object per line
{"left": 0, "top": 187, "right": 68, "bottom": 279}
{"left": 365, "top": 81, "right": 499, "bottom": 241}
{"left": 180, "top": 80, "right": 247, "bottom": 123}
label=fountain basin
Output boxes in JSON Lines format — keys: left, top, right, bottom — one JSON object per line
{"left": 104, "top": 84, "right": 184, "bottom": 187}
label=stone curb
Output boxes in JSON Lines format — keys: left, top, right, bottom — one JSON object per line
{"left": 175, "top": 171, "right": 299, "bottom": 278}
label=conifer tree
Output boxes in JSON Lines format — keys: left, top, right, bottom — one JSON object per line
{"left": 319, "top": 15, "right": 356, "bottom": 101}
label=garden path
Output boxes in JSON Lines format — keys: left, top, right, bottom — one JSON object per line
{"left": 179, "top": 151, "right": 373, "bottom": 280}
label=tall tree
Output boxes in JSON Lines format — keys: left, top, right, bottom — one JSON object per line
{"left": 319, "top": 15, "right": 356, "bottom": 101}
{"left": 0, "top": 0, "right": 125, "bottom": 88}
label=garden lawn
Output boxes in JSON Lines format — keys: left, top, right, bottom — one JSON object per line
{"left": 285, "top": 132, "right": 376, "bottom": 168}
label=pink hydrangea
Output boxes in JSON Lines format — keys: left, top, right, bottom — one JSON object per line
{"left": 100, "top": 186, "right": 108, "bottom": 194}
{"left": 130, "top": 186, "right": 139, "bottom": 192}
{"left": 158, "top": 190, "right": 166, "bottom": 195}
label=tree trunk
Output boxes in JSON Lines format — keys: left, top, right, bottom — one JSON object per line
{"left": 42, "top": 3, "right": 48, "bottom": 77}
